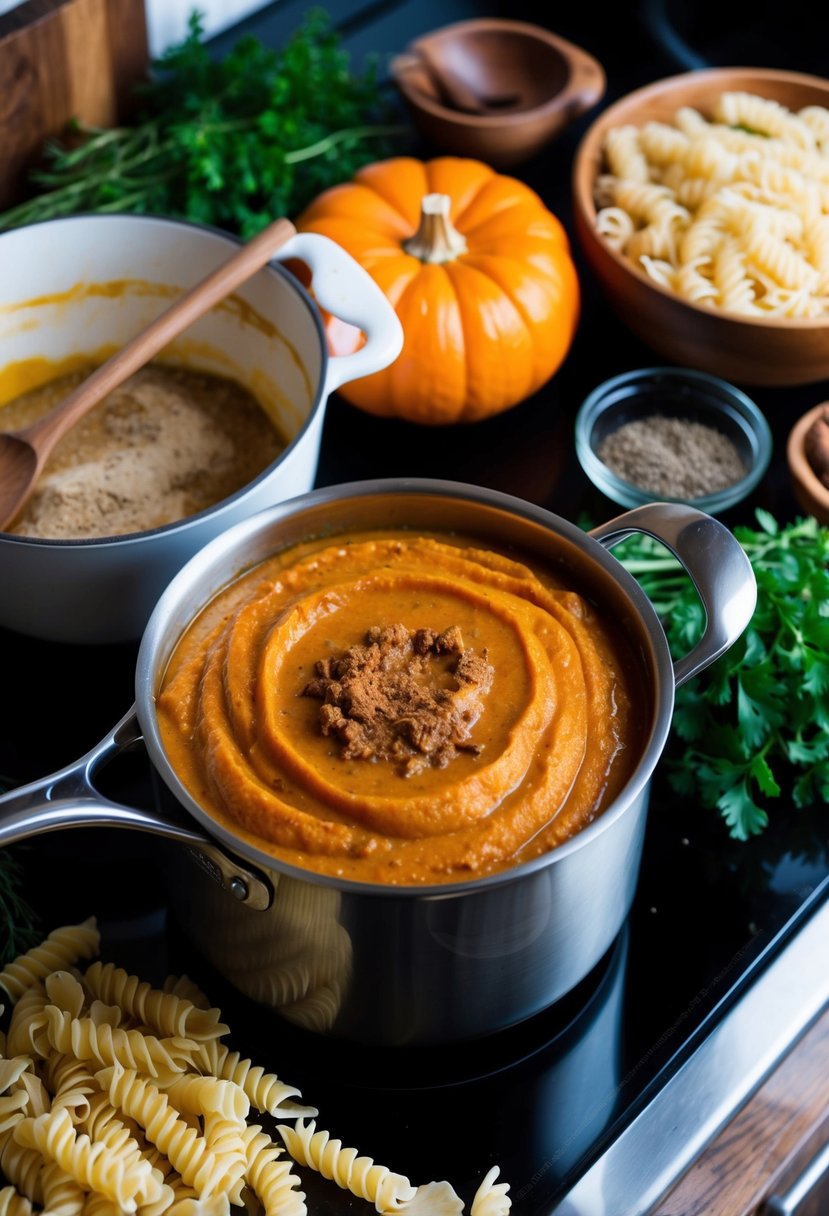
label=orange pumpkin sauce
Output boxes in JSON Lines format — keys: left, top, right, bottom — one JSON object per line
{"left": 156, "top": 531, "right": 647, "bottom": 885}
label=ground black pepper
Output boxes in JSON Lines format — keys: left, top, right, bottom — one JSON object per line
{"left": 596, "top": 413, "right": 746, "bottom": 498}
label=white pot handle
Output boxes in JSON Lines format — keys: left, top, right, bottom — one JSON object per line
{"left": 274, "top": 232, "right": 403, "bottom": 394}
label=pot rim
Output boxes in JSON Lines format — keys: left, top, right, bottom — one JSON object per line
{"left": 137, "top": 478, "right": 676, "bottom": 896}
{"left": 0, "top": 212, "right": 329, "bottom": 549}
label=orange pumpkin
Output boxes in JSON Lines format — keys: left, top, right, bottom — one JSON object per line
{"left": 296, "top": 156, "right": 580, "bottom": 425}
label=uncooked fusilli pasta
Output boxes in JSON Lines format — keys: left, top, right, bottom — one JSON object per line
{"left": 241, "top": 1125, "right": 305, "bottom": 1216}
{"left": 0, "top": 922, "right": 511, "bottom": 1215}
{"left": 12, "top": 1109, "right": 159, "bottom": 1211}
{"left": 594, "top": 90, "right": 829, "bottom": 315}
{"left": 37, "top": 1009, "right": 194, "bottom": 1083}
{"left": 276, "top": 1119, "right": 416, "bottom": 1213}
{"left": 0, "top": 924, "right": 99, "bottom": 1006}
{"left": 83, "top": 967, "right": 227, "bottom": 1045}
{"left": 0, "top": 1185, "right": 32, "bottom": 1216}
{"left": 470, "top": 1167, "right": 511, "bottom": 1216}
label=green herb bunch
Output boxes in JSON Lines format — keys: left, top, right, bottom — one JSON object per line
{"left": 0, "top": 9, "right": 405, "bottom": 237}
{"left": 614, "top": 510, "right": 829, "bottom": 840}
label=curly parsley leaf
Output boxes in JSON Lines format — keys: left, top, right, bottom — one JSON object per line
{"left": 612, "top": 512, "right": 829, "bottom": 839}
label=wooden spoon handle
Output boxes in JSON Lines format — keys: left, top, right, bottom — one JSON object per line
{"left": 23, "top": 216, "right": 297, "bottom": 454}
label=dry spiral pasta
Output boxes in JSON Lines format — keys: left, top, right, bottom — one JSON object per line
{"left": 160, "top": 980, "right": 210, "bottom": 1014}
{"left": 163, "top": 1079, "right": 248, "bottom": 1125}
{"left": 43, "top": 976, "right": 85, "bottom": 1024}
{"left": 46, "top": 1057, "right": 97, "bottom": 1124}
{"left": 276, "top": 1119, "right": 416, "bottom": 1213}
{"left": 94, "top": 1066, "right": 225, "bottom": 1200}
{"left": 594, "top": 90, "right": 829, "bottom": 316}
{"left": 34, "top": 1008, "right": 194, "bottom": 1084}
{"left": 241, "top": 1125, "right": 305, "bottom": 1216}
{"left": 0, "top": 1125, "right": 43, "bottom": 1204}
{"left": 0, "top": 925, "right": 100, "bottom": 1006}
{"left": 10, "top": 1078, "right": 48, "bottom": 1126}
{"left": 0, "top": 1186, "right": 32, "bottom": 1216}
{"left": 191, "top": 1041, "right": 315, "bottom": 1121}
{"left": 40, "top": 1160, "right": 86, "bottom": 1216}
{"left": 165, "top": 1197, "right": 228, "bottom": 1216}
{"left": 83, "top": 967, "right": 227, "bottom": 1045}
{"left": 470, "top": 1167, "right": 511, "bottom": 1216}
{"left": 200, "top": 1114, "right": 245, "bottom": 1204}
{"left": 0, "top": 922, "right": 511, "bottom": 1214}
{"left": 12, "top": 1109, "right": 159, "bottom": 1212}
{"left": 0, "top": 1097, "right": 28, "bottom": 1142}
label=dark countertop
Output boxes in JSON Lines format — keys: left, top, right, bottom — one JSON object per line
{"left": 1, "top": 2, "right": 828, "bottom": 1213}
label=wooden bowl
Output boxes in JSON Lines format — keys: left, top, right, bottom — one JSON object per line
{"left": 787, "top": 402, "right": 829, "bottom": 523}
{"left": 391, "top": 19, "right": 605, "bottom": 169}
{"left": 572, "top": 67, "right": 829, "bottom": 386}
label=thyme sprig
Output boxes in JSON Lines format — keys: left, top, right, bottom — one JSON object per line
{"left": 0, "top": 9, "right": 406, "bottom": 237}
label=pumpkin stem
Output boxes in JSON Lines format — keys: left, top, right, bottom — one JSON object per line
{"left": 402, "top": 193, "right": 468, "bottom": 264}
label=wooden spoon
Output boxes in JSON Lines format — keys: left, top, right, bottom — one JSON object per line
{"left": 411, "top": 45, "right": 490, "bottom": 113}
{"left": 410, "top": 41, "right": 522, "bottom": 112}
{"left": 0, "top": 215, "right": 296, "bottom": 532}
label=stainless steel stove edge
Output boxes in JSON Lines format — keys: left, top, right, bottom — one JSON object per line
{"left": 555, "top": 894, "right": 829, "bottom": 1216}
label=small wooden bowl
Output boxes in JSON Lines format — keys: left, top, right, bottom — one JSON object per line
{"left": 787, "top": 402, "right": 829, "bottom": 524}
{"left": 391, "top": 19, "right": 605, "bottom": 169}
{"left": 572, "top": 67, "right": 829, "bottom": 386}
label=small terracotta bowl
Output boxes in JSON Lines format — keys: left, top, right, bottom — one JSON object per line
{"left": 391, "top": 18, "right": 605, "bottom": 169}
{"left": 572, "top": 67, "right": 829, "bottom": 386}
{"left": 787, "top": 402, "right": 829, "bottom": 524}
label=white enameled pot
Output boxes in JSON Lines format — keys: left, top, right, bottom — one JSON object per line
{"left": 0, "top": 215, "right": 402, "bottom": 643}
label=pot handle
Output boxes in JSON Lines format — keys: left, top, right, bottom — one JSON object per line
{"left": 0, "top": 707, "right": 273, "bottom": 911}
{"left": 550, "top": 34, "right": 606, "bottom": 123}
{"left": 273, "top": 232, "right": 403, "bottom": 394}
{"left": 589, "top": 502, "right": 756, "bottom": 688}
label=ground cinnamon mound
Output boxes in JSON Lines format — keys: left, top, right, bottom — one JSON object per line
{"left": 302, "top": 624, "right": 494, "bottom": 776}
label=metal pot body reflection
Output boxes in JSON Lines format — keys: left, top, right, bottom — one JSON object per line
{"left": 163, "top": 787, "right": 647, "bottom": 1042}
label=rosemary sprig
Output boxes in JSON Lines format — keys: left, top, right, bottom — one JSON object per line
{"left": 0, "top": 8, "right": 407, "bottom": 238}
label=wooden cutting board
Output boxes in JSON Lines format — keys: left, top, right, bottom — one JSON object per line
{"left": 0, "top": 0, "right": 149, "bottom": 209}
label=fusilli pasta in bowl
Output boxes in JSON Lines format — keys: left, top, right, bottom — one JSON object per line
{"left": 572, "top": 66, "right": 829, "bottom": 385}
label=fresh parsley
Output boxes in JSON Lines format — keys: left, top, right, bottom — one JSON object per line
{"left": 0, "top": 9, "right": 406, "bottom": 237}
{"left": 613, "top": 510, "right": 829, "bottom": 840}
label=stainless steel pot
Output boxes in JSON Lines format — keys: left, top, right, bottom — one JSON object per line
{"left": 0, "top": 481, "right": 756, "bottom": 1044}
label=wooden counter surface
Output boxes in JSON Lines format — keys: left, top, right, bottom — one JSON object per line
{"left": 654, "top": 1001, "right": 829, "bottom": 1215}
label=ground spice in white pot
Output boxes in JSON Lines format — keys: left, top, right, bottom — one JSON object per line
{"left": 2, "top": 364, "right": 285, "bottom": 539}
{"left": 596, "top": 413, "right": 746, "bottom": 499}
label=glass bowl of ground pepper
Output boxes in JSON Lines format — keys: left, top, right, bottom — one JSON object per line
{"left": 575, "top": 367, "right": 772, "bottom": 514}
